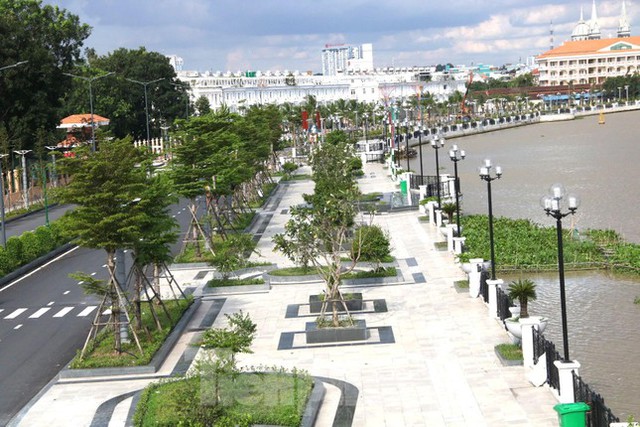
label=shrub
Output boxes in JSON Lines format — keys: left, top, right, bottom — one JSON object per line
{"left": 351, "top": 224, "right": 391, "bottom": 267}
{"left": 34, "top": 225, "right": 56, "bottom": 253}
{"left": 5, "top": 236, "right": 24, "bottom": 268}
{"left": 20, "top": 231, "right": 45, "bottom": 261}
{"left": 0, "top": 246, "right": 13, "bottom": 276}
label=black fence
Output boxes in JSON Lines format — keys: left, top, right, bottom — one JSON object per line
{"left": 479, "top": 271, "right": 489, "bottom": 304}
{"left": 408, "top": 174, "right": 453, "bottom": 199}
{"left": 496, "top": 286, "right": 514, "bottom": 321}
{"left": 532, "top": 328, "right": 561, "bottom": 391}
{"left": 573, "top": 372, "right": 620, "bottom": 427}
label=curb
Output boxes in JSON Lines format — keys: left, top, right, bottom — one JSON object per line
{"left": 58, "top": 298, "right": 202, "bottom": 379}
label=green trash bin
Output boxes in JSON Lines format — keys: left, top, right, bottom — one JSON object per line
{"left": 399, "top": 179, "right": 407, "bottom": 195}
{"left": 553, "top": 402, "right": 590, "bottom": 427}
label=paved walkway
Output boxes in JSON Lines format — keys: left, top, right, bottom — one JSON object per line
{"left": 11, "top": 162, "right": 560, "bottom": 427}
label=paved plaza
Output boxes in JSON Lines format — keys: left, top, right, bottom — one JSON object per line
{"left": 11, "top": 161, "right": 560, "bottom": 427}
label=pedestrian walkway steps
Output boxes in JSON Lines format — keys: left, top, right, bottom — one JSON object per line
{"left": 2, "top": 305, "right": 99, "bottom": 320}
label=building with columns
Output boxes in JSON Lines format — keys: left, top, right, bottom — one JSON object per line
{"left": 536, "top": 0, "right": 637, "bottom": 86}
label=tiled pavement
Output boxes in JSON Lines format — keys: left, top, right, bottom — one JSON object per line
{"left": 11, "top": 162, "right": 560, "bottom": 427}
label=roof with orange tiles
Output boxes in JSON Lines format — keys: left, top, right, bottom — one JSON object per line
{"left": 537, "top": 36, "right": 640, "bottom": 59}
{"left": 57, "top": 114, "right": 110, "bottom": 129}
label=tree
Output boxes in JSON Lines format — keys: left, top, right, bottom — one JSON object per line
{"left": 274, "top": 134, "right": 363, "bottom": 326}
{"left": 61, "top": 47, "right": 189, "bottom": 140}
{"left": 57, "top": 137, "right": 152, "bottom": 356}
{"left": 0, "top": 0, "right": 90, "bottom": 150}
{"left": 507, "top": 279, "right": 537, "bottom": 318}
{"left": 195, "top": 95, "right": 211, "bottom": 116}
{"left": 351, "top": 224, "right": 391, "bottom": 270}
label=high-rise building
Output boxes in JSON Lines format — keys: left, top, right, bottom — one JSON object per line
{"left": 321, "top": 43, "right": 374, "bottom": 75}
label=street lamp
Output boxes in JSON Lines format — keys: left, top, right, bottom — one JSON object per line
{"left": 125, "top": 77, "right": 164, "bottom": 142}
{"left": 618, "top": 86, "right": 622, "bottom": 100}
{"left": 0, "top": 153, "right": 8, "bottom": 246}
{"left": 625, "top": 85, "right": 629, "bottom": 104}
{"left": 449, "top": 144, "right": 465, "bottom": 236}
{"left": 45, "top": 146, "right": 59, "bottom": 187}
{"left": 541, "top": 184, "right": 579, "bottom": 362}
{"left": 479, "top": 159, "right": 502, "bottom": 280}
{"left": 430, "top": 135, "right": 445, "bottom": 208}
{"left": 14, "top": 150, "right": 31, "bottom": 208}
{"left": 64, "top": 72, "right": 114, "bottom": 152}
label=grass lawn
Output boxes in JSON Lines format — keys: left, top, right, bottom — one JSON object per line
{"left": 207, "top": 277, "right": 265, "bottom": 287}
{"left": 268, "top": 266, "right": 318, "bottom": 276}
{"left": 134, "top": 371, "right": 314, "bottom": 427}
{"left": 69, "top": 298, "right": 193, "bottom": 369}
{"left": 495, "top": 343, "right": 523, "bottom": 361}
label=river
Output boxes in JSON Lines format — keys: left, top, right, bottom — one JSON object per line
{"left": 409, "top": 110, "right": 640, "bottom": 418}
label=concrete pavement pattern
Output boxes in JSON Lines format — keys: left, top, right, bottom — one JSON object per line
{"left": 11, "top": 162, "right": 559, "bottom": 426}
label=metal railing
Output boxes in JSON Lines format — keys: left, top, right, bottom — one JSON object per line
{"left": 496, "top": 286, "right": 513, "bottom": 321}
{"left": 532, "top": 329, "right": 561, "bottom": 391}
{"left": 408, "top": 175, "right": 452, "bottom": 199}
{"left": 573, "top": 372, "right": 620, "bottom": 427}
{"left": 479, "top": 270, "right": 489, "bottom": 303}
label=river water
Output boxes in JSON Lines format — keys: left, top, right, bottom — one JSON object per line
{"left": 410, "top": 110, "right": 640, "bottom": 418}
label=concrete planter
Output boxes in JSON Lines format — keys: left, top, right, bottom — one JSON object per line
{"left": 309, "top": 293, "right": 363, "bottom": 313}
{"left": 305, "top": 319, "right": 369, "bottom": 344}
{"left": 504, "top": 316, "right": 548, "bottom": 340}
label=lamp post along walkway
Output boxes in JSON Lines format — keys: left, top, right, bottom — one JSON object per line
{"left": 542, "top": 184, "right": 579, "bottom": 362}
{"left": 479, "top": 159, "right": 502, "bottom": 280}
{"left": 449, "top": 144, "right": 465, "bottom": 237}
{"left": 431, "top": 135, "right": 445, "bottom": 208}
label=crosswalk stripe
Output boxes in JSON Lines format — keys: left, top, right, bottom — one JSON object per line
{"left": 102, "top": 309, "right": 112, "bottom": 316}
{"left": 0, "top": 309, "right": 4, "bottom": 315}
{"left": 53, "top": 307, "right": 74, "bottom": 318}
{"left": 77, "top": 306, "right": 97, "bottom": 317}
{"left": 5, "top": 308, "right": 27, "bottom": 319}
{"left": 29, "top": 308, "right": 51, "bottom": 318}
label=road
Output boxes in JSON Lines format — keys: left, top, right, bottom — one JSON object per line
{"left": 0, "top": 199, "right": 192, "bottom": 425}
{"left": 3, "top": 204, "right": 72, "bottom": 240}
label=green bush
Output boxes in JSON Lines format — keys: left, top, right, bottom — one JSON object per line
{"left": 351, "top": 224, "right": 391, "bottom": 265}
{"left": 34, "top": 225, "right": 56, "bottom": 253}
{"left": 5, "top": 236, "right": 24, "bottom": 268}
{"left": 0, "top": 246, "right": 13, "bottom": 276}
{"left": 20, "top": 231, "right": 45, "bottom": 261}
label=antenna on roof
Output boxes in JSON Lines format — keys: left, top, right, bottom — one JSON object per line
{"left": 550, "top": 20, "right": 554, "bottom": 50}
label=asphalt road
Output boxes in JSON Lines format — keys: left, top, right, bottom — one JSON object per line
{"left": 0, "top": 198, "right": 192, "bottom": 425}
{"left": 3, "top": 204, "right": 72, "bottom": 240}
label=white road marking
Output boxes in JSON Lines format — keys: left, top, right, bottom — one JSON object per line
{"left": 0, "top": 309, "right": 4, "bottom": 315}
{"left": 5, "top": 308, "right": 27, "bottom": 319}
{"left": 90, "top": 272, "right": 97, "bottom": 276}
{"left": 102, "top": 264, "right": 107, "bottom": 268}
{"left": 63, "top": 290, "right": 70, "bottom": 295}
{"left": 14, "top": 324, "right": 22, "bottom": 330}
{"left": 53, "top": 307, "right": 74, "bottom": 318}
{"left": 102, "top": 309, "right": 112, "bottom": 315}
{"left": 77, "top": 306, "right": 97, "bottom": 317}
{"left": 29, "top": 308, "right": 51, "bottom": 318}
{"left": 47, "top": 301, "right": 54, "bottom": 306}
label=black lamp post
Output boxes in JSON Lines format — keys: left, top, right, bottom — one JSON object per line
{"left": 541, "top": 184, "right": 579, "bottom": 362}
{"left": 430, "top": 135, "right": 445, "bottom": 208}
{"left": 479, "top": 159, "right": 502, "bottom": 280}
{"left": 449, "top": 144, "right": 465, "bottom": 236}
{"left": 404, "top": 119, "right": 411, "bottom": 171}
{"left": 417, "top": 106, "right": 424, "bottom": 180}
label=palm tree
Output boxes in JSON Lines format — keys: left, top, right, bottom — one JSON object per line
{"left": 507, "top": 279, "right": 537, "bottom": 318}
{"left": 441, "top": 202, "right": 457, "bottom": 223}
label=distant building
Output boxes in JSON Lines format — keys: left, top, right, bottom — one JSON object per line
{"left": 167, "top": 55, "right": 184, "bottom": 71}
{"left": 321, "top": 43, "right": 374, "bottom": 75}
{"left": 536, "top": 0, "right": 637, "bottom": 86}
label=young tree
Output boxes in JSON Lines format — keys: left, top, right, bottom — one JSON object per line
{"left": 195, "top": 95, "right": 211, "bottom": 116}
{"left": 274, "top": 133, "right": 364, "bottom": 327}
{"left": 57, "top": 138, "right": 150, "bottom": 355}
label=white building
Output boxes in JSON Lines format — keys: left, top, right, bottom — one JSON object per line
{"left": 321, "top": 43, "right": 374, "bottom": 75}
{"left": 536, "top": 0, "right": 637, "bottom": 86}
{"left": 175, "top": 68, "right": 467, "bottom": 113}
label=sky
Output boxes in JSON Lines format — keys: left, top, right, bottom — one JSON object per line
{"left": 44, "top": 0, "right": 638, "bottom": 73}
